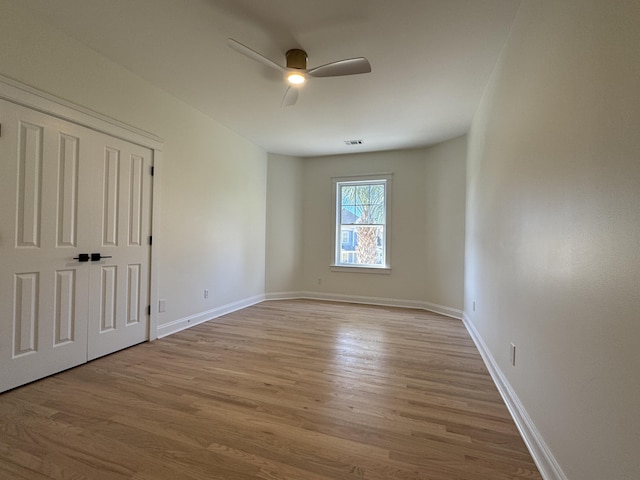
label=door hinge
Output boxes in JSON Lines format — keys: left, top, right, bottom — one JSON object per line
{"left": 148, "top": 235, "right": 152, "bottom": 245}
{"left": 147, "top": 305, "right": 151, "bottom": 316}
{"left": 150, "top": 165, "right": 154, "bottom": 176}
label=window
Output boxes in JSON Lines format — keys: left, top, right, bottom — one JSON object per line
{"left": 332, "top": 174, "right": 391, "bottom": 271}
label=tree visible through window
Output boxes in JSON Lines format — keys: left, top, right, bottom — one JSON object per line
{"left": 334, "top": 176, "right": 389, "bottom": 268}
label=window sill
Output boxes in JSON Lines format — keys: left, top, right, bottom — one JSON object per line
{"left": 330, "top": 265, "right": 391, "bottom": 275}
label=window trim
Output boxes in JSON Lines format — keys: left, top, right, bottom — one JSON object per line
{"left": 331, "top": 173, "right": 392, "bottom": 273}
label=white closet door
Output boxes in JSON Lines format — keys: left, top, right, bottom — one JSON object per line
{"left": 86, "top": 134, "right": 152, "bottom": 360}
{"left": 0, "top": 99, "right": 153, "bottom": 392}
{"left": 0, "top": 99, "right": 92, "bottom": 392}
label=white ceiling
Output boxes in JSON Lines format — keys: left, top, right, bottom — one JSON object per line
{"left": 19, "top": 0, "right": 520, "bottom": 157}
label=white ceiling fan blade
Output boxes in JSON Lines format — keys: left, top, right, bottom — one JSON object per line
{"left": 228, "top": 38, "right": 285, "bottom": 73}
{"left": 308, "top": 57, "right": 371, "bottom": 77}
{"left": 281, "top": 86, "right": 299, "bottom": 107}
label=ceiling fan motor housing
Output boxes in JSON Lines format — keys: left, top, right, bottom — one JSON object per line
{"left": 286, "top": 49, "right": 308, "bottom": 70}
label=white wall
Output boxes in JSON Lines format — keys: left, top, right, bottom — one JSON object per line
{"left": 265, "top": 153, "right": 304, "bottom": 294}
{"left": 424, "top": 136, "right": 467, "bottom": 310}
{"left": 465, "top": 1, "right": 640, "bottom": 479}
{"left": 296, "top": 140, "right": 466, "bottom": 314}
{"left": 0, "top": 0, "right": 268, "bottom": 330}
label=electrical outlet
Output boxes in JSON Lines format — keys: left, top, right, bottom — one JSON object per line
{"left": 317, "top": 278, "right": 322, "bottom": 285}
{"left": 204, "top": 289, "right": 209, "bottom": 299}
{"left": 510, "top": 343, "right": 516, "bottom": 366}
{"left": 158, "top": 299, "right": 166, "bottom": 313}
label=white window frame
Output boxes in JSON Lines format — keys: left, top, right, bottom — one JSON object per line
{"left": 331, "top": 173, "right": 392, "bottom": 273}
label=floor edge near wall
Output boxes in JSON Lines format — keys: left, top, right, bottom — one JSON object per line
{"left": 155, "top": 294, "right": 266, "bottom": 338}
{"left": 461, "top": 313, "right": 568, "bottom": 480}
{"left": 156, "top": 292, "right": 464, "bottom": 340}
{"left": 264, "top": 291, "right": 463, "bottom": 320}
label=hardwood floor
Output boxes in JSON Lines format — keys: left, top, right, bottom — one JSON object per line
{"left": 0, "top": 300, "right": 542, "bottom": 479}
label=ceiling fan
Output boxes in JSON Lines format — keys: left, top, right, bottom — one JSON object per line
{"left": 228, "top": 38, "right": 372, "bottom": 107}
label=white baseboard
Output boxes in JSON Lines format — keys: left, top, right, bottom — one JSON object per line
{"left": 156, "top": 294, "right": 265, "bottom": 338}
{"left": 264, "top": 291, "right": 463, "bottom": 320}
{"left": 462, "top": 313, "right": 568, "bottom": 480}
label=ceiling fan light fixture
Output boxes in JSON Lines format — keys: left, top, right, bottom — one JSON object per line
{"left": 287, "top": 73, "right": 306, "bottom": 85}
{"left": 228, "top": 39, "right": 371, "bottom": 107}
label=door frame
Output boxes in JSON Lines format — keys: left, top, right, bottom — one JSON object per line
{"left": 0, "top": 74, "right": 164, "bottom": 341}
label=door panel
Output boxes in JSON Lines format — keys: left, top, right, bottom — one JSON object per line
{"left": 87, "top": 136, "right": 152, "bottom": 361}
{"left": 0, "top": 99, "right": 90, "bottom": 392}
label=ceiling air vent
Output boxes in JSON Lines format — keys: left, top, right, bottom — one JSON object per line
{"left": 344, "top": 139, "right": 363, "bottom": 146}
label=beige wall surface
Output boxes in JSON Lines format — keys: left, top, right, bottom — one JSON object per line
{"left": 299, "top": 141, "right": 466, "bottom": 311}
{"left": 0, "top": 0, "right": 268, "bottom": 327}
{"left": 465, "top": 1, "right": 640, "bottom": 479}
{"left": 265, "top": 153, "right": 304, "bottom": 293}
{"left": 424, "top": 136, "right": 466, "bottom": 310}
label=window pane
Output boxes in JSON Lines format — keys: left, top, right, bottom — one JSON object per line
{"left": 369, "top": 203, "right": 385, "bottom": 224}
{"left": 355, "top": 185, "right": 369, "bottom": 210}
{"left": 339, "top": 226, "right": 356, "bottom": 264}
{"left": 338, "top": 225, "right": 385, "bottom": 266}
{"left": 340, "top": 207, "right": 357, "bottom": 224}
{"left": 370, "top": 184, "right": 384, "bottom": 200}
{"left": 341, "top": 186, "right": 354, "bottom": 205}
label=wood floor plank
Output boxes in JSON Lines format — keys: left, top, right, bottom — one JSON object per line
{"left": 0, "top": 300, "right": 542, "bottom": 479}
